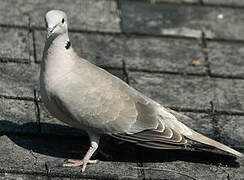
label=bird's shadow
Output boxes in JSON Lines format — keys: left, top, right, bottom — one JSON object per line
{"left": 0, "top": 120, "right": 241, "bottom": 168}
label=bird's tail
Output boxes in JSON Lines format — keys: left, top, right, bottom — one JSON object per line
{"left": 162, "top": 107, "right": 243, "bottom": 157}
{"left": 185, "top": 128, "right": 243, "bottom": 157}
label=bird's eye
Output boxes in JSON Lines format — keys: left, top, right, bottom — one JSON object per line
{"left": 61, "top": 18, "right": 65, "bottom": 24}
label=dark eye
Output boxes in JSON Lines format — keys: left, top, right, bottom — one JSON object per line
{"left": 61, "top": 18, "right": 64, "bottom": 24}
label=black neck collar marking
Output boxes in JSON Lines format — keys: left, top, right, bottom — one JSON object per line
{"left": 65, "top": 41, "right": 71, "bottom": 49}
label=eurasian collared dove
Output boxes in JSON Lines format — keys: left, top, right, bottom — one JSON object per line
{"left": 40, "top": 10, "right": 243, "bottom": 172}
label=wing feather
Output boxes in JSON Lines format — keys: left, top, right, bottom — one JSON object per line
{"left": 112, "top": 119, "right": 187, "bottom": 149}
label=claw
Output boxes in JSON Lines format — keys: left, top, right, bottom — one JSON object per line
{"left": 63, "top": 159, "right": 98, "bottom": 170}
{"left": 63, "top": 135, "right": 99, "bottom": 172}
{"left": 63, "top": 146, "right": 98, "bottom": 172}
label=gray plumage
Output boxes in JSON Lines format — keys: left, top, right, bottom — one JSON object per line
{"left": 40, "top": 10, "right": 243, "bottom": 172}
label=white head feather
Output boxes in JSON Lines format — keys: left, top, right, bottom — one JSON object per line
{"left": 45, "top": 10, "right": 68, "bottom": 39}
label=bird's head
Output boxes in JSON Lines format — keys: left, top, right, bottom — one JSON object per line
{"left": 45, "top": 10, "right": 68, "bottom": 39}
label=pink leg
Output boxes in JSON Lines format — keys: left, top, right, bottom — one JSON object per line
{"left": 63, "top": 135, "right": 100, "bottom": 172}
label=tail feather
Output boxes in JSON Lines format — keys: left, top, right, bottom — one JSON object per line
{"left": 186, "top": 129, "right": 243, "bottom": 157}
{"left": 162, "top": 107, "right": 243, "bottom": 157}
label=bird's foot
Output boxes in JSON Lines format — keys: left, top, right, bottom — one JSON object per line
{"left": 63, "top": 137, "right": 99, "bottom": 172}
{"left": 63, "top": 159, "right": 98, "bottom": 172}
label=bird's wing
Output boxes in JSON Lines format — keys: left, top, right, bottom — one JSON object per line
{"left": 53, "top": 57, "right": 178, "bottom": 140}
{"left": 64, "top": 58, "right": 160, "bottom": 134}
{"left": 65, "top": 58, "right": 187, "bottom": 148}
{"left": 112, "top": 118, "right": 187, "bottom": 149}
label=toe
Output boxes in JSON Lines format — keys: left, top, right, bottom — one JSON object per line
{"left": 81, "top": 159, "right": 97, "bottom": 172}
{"left": 63, "top": 159, "right": 98, "bottom": 171}
{"left": 63, "top": 159, "right": 83, "bottom": 167}
{"left": 66, "top": 159, "right": 82, "bottom": 163}
{"left": 88, "top": 160, "right": 98, "bottom": 164}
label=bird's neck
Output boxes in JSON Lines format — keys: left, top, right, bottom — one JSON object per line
{"left": 42, "top": 33, "right": 74, "bottom": 65}
{"left": 44, "top": 33, "right": 71, "bottom": 51}
{"left": 41, "top": 33, "right": 76, "bottom": 84}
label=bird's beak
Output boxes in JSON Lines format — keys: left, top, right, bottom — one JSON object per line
{"left": 46, "top": 27, "right": 54, "bottom": 39}
{"left": 46, "top": 23, "right": 59, "bottom": 39}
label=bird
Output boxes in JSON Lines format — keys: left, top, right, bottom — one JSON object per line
{"left": 40, "top": 10, "right": 243, "bottom": 172}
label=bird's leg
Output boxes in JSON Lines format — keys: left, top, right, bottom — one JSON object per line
{"left": 63, "top": 135, "right": 100, "bottom": 172}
